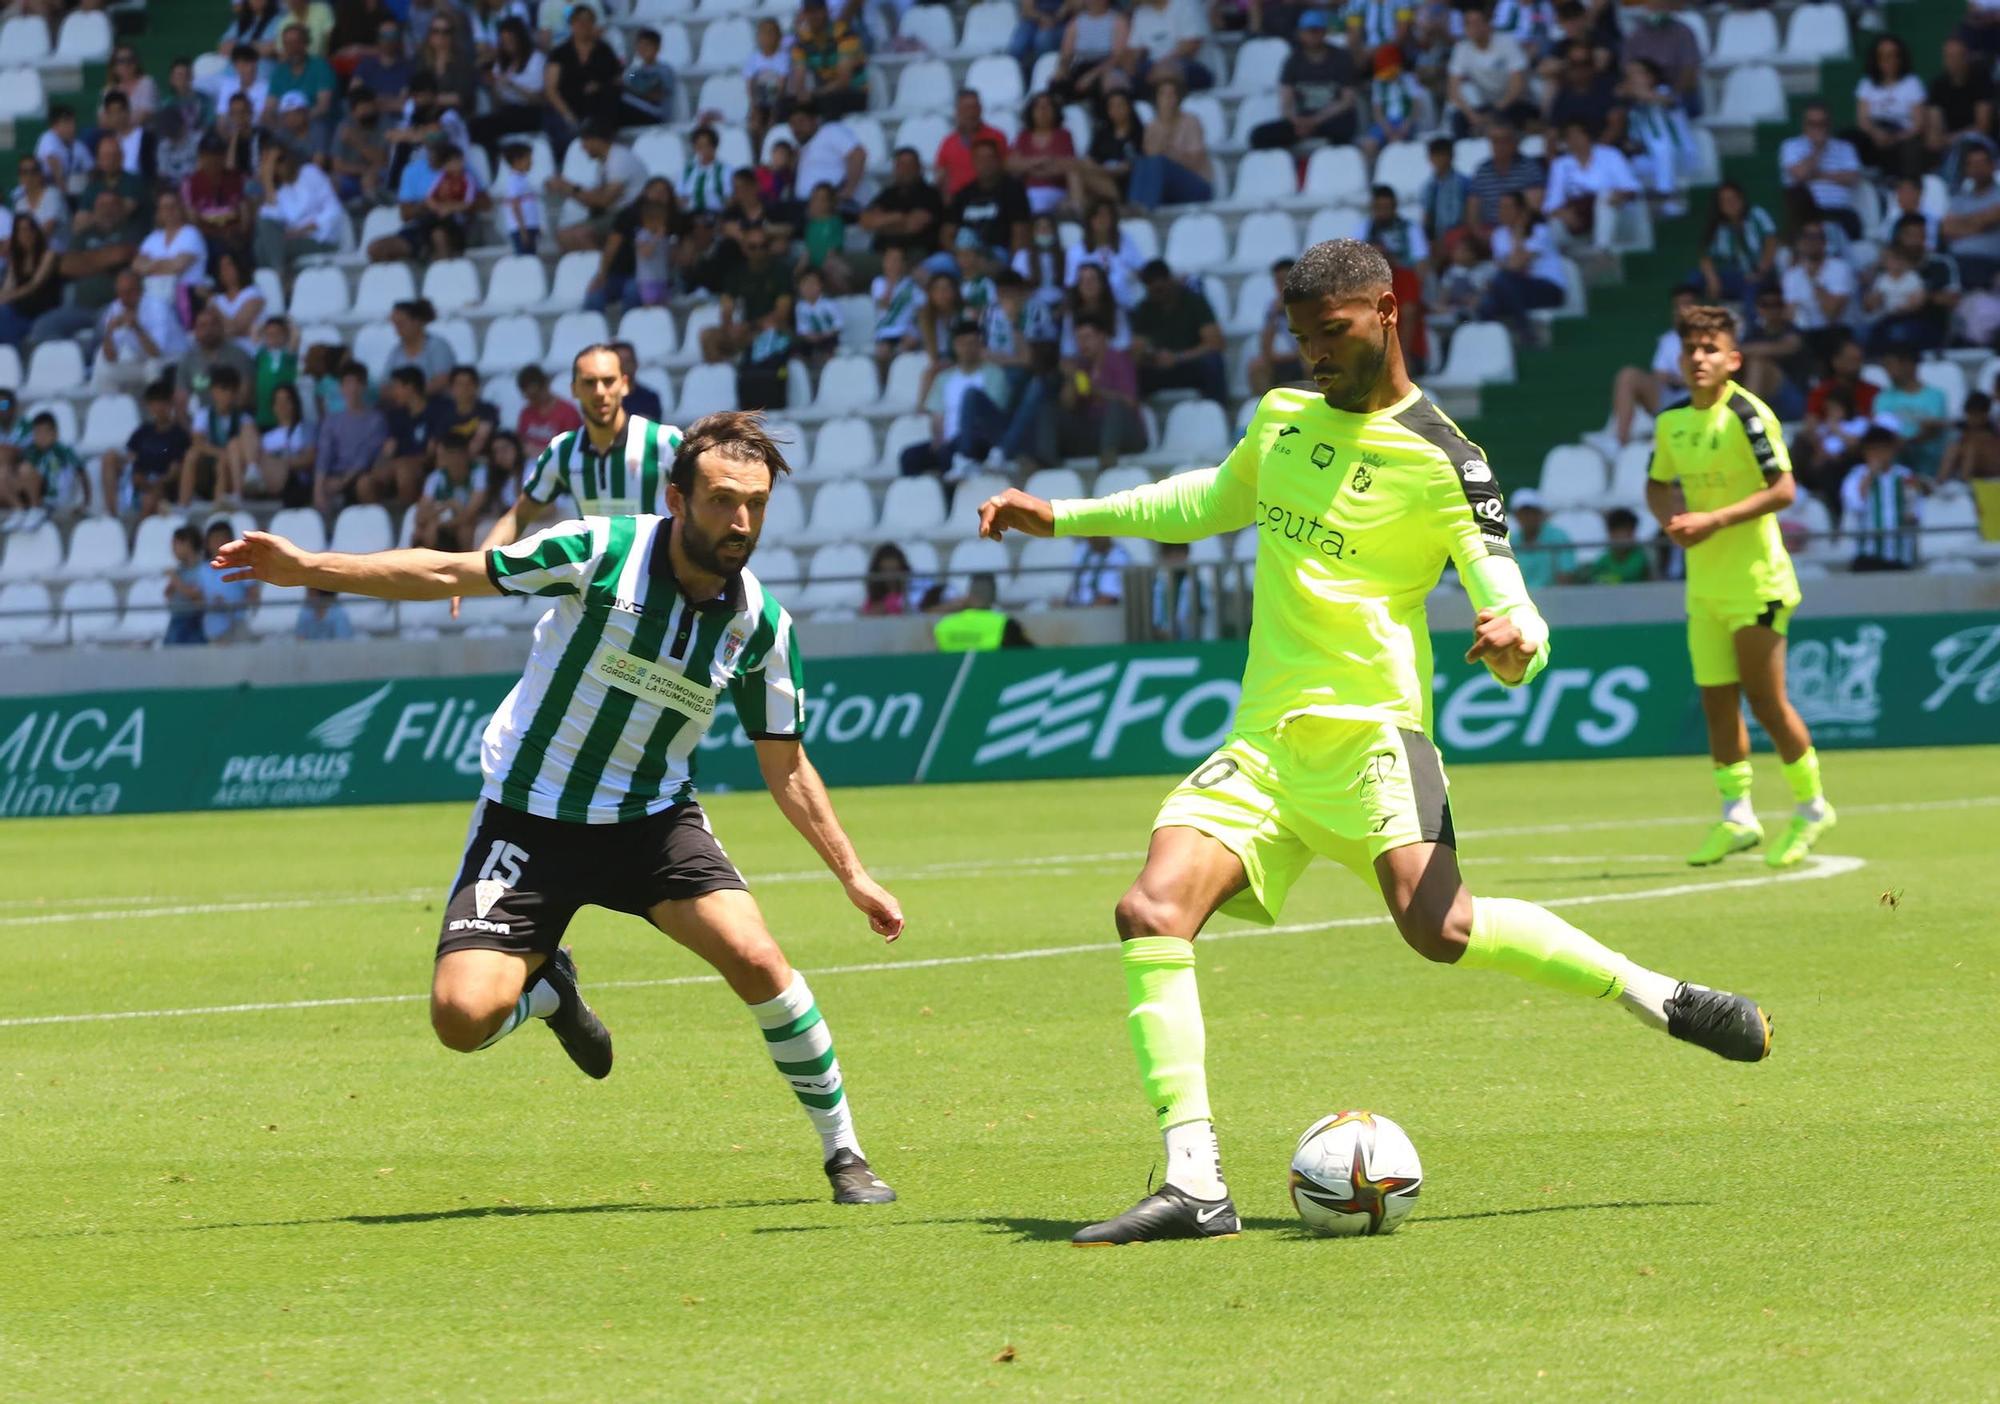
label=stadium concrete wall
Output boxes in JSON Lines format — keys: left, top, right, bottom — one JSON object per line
{"left": 1, "top": 612, "right": 1994, "bottom": 819}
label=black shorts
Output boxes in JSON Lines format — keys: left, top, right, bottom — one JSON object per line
{"left": 435, "top": 799, "right": 748, "bottom": 960}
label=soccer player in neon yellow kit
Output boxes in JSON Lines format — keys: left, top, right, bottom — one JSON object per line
{"left": 979, "top": 241, "right": 1774, "bottom": 1246}
{"left": 1646, "top": 304, "right": 1834, "bottom": 869}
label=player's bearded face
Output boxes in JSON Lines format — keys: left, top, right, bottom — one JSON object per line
{"left": 677, "top": 465, "right": 767, "bottom": 574}
{"left": 1289, "top": 294, "right": 1393, "bottom": 412}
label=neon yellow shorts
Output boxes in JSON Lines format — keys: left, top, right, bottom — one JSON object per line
{"left": 1687, "top": 595, "right": 1799, "bottom": 688}
{"left": 1153, "top": 716, "right": 1454, "bottom": 927}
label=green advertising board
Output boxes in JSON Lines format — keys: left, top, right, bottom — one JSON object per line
{"left": 1, "top": 612, "right": 1993, "bottom": 819}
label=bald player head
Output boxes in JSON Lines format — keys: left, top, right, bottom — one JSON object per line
{"left": 1280, "top": 239, "right": 1409, "bottom": 414}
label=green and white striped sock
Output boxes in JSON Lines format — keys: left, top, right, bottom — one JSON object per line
{"left": 749, "top": 974, "right": 861, "bottom": 1159}
{"left": 473, "top": 977, "right": 559, "bottom": 1050}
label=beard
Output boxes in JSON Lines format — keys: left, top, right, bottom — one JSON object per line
{"left": 1320, "top": 325, "right": 1391, "bottom": 412}
{"left": 581, "top": 396, "right": 621, "bottom": 431}
{"left": 680, "top": 512, "right": 757, "bottom": 575}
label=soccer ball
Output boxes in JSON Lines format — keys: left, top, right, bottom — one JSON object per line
{"left": 1288, "top": 1110, "right": 1423, "bottom": 1237}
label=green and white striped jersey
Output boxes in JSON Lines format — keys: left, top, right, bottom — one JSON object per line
{"left": 520, "top": 416, "right": 684, "bottom": 519}
{"left": 482, "top": 514, "right": 805, "bottom": 824}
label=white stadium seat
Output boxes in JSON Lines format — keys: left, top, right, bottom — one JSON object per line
{"left": 540, "top": 252, "right": 600, "bottom": 314}
{"left": 618, "top": 306, "right": 678, "bottom": 365}
{"left": 421, "top": 258, "right": 481, "bottom": 315}
{"left": 546, "top": 311, "right": 611, "bottom": 372}
{"left": 477, "top": 314, "right": 545, "bottom": 374}
{"left": 877, "top": 476, "right": 946, "bottom": 538}
{"left": 896, "top": 5, "right": 954, "bottom": 56}
{"left": 1302, "top": 146, "right": 1369, "bottom": 208}
{"left": 634, "top": 128, "right": 686, "bottom": 179}
{"left": 1607, "top": 443, "right": 1652, "bottom": 507}
{"left": 1227, "top": 93, "right": 1280, "bottom": 151}
{"left": 1157, "top": 401, "right": 1230, "bottom": 465}
{"left": 762, "top": 483, "right": 807, "bottom": 540}
{"left": 811, "top": 416, "right": 880, "bottom": 477}
{"left": 754, "top": 545, "right": 803, "bottom": 588}
{"left": 1430, "top": 322, "right": 1516, "bottom": 388}
{"left": 119, "top": 517, "right": 179, "bottom": 582}
{"left": 330, "top": 504, "right": 394, "bottom": 555}
{"left": 62, "top": 579, "right": 120, "bottom": 645}
{"left": 964, "top": 56, "right": 1024, "bottom": 114}
{"left": 675, "top": 363, "right": 737, "bottom": 422}
{"left": 694, "top": 72, "right": 750, "bottom": 124}
{"left": 878, "top": 352, "right": 930, "bottom": 417}
{"left": 1784, "top": 2, "right": 1850, "bottom": 63}
{"left": 0, "top": 523, "right": 58, "bottom": 584}
{"left": 695, "top": 16, "right": 754, "bottom": 71}
{"left": 350, "top": 263, "right": 416, "bottom": 322}
{"left": 23, "top": 340, "right": 83, "bottom": 397}
{"left": 1164, "top": 213, "right": 1227, "bottom": 272}
{"left": 0, "top": 346, "right": 19, "bottom": 390}
{"left": 0, "top": 16, "right": 50, "bottom": 67}
{"left": 956, "top": 2, "right": 1015, "bottom": 57}
{"left": 1226, "top": 211, "right": 1299, "bottom": 272}
{"left": 797, "top": 543, "right": 868, "bottom": 613}
{"left": 1004, "top": 536, "right": 1075, "bottom": 605}
{"left": 945, "top": 537, "right": 1009, "bottom": 586}
{"left": 799, "top": 478, "right": 877, "bottom": 544}
{"left": 0, "top": 583, "right": 57, "bottom": 646}
{"left": 1547, "top": 509, "right": 1609, "bottom": 563}
{"left": 1226, "top": 150, "right": 1298, "bottom": 209}
{"left": 1714, "top": 66, "right": 1787, "bottom": 127}
{"left": 353, "top": 322, "right": 398, "bottom": 378}
{"left": 55, "top": 11, "right": 110, "bottom": 63}
{"left": 1711, "top": 10, "right": 1779, "bottom": 68}
{"left": 53, "top": 517, "right": 129, "bottom": 582}
{"left": 78, "top": 395, "right": 139, "bottom": 456}
{"left": 1373, "top": 142, "right": 1431, "bottom": 204}
{"left": 1225, "top": 38, "right": 1288, "bottom": 96}
{"left": 482, "top": 254, "right": 550, "bottom": 313}
{"left": 287, "top": 267, "right": 350, "bottom": 322}
{"left": 889, "top": 59, "right": 953, "bottom": 114}
{"left": 1536, "top": 445, "right": 1607, "bottom": 510}
{"left": 1918, "top": 361, "right": 1969, "bottom": 420}
{"left": 1023, "top": 468, "right": 1086, "bottom": 502}
{"left": 268, "top": 507, "right": 329, "bottom": 554}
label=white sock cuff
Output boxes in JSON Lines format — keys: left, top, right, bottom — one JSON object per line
{"left": 747, "top": 971, "right": 813, "bottom": 1028}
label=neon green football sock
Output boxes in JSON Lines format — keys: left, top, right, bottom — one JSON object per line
{"left": 1781, "top": 747, "right": 1823, "bottom": 805}
{"left": 1458, "top": 898, "right": 1635, "bottom": 1001}
{"left": 1714, "top": 759, "right": 1755, "bottom": 825}
{"left": 1121, "top": 936, "right": 1211, "bottom": 1129}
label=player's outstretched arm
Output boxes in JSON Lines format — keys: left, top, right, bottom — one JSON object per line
{"left": 213, "top": 531, "right": 501, "bottom": 602}
{"left": 754, "top": 739, "right": 904, "bottom": 944}
{"left": 979, "top": 462, "right": 1254, "bottom": 545}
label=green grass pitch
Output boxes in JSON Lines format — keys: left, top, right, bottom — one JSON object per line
{"left": 3, "top": 747, "right": 1996, "bottom": 1401}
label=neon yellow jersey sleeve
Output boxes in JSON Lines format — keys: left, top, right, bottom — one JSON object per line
{"left": 1051, "top": 441, "right": 1257, "bottom": 542}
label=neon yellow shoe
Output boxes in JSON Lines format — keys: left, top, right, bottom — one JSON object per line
{"left": 1687, "top": 820, "right": 1763, "bottom": 867}
{"left": 1766, "top": 805, "right": 1835, "bottom": 869}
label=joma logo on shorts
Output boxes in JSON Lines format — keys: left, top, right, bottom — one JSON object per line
{"left": 1256, "top": 501, "right": 1349, "bottom": 558}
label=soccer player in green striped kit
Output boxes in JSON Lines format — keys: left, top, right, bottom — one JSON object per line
{"left": 215, "top": 411, "right": 904, "bottom": 1205}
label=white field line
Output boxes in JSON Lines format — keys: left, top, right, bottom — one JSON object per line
{"left": 0, "top": 791, "right": 1985, "bottom": 929}
{"left": 0, "top": 854, "right": 1864, "bottom": 1030}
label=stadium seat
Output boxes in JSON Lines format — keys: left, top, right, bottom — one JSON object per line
{"left": 675, "top": 363, "right": 737, "bottom": 422}
{"left": 330, "top": 504, "right": 394, "bottom": 555}
{"left": 893, "top": 114, "right": 951, "bottom": 167}
{"left": 1225, "top": 150, "right": 1299, "bottom": 209}
{"left": 61, "top": 579, "right": 119, "bottom": 645}
{"left": 432, "top": 317, "right": 477, "bottom": 367}
{"left": 420, "top": 259, "right": 481, "bottom": 315}
{"left": 103, "top": 590, "right": 168, "bottom": 644}
{"left": 54, "top": 10, "right": 109, "bottom": 63}
{"left": 889, "top": 59, "right": 953, "bottom": 114}
{"left": 77, "top": 395, "right": 139, "bottom": 456}
{"left": 268, "top": 507, "right": 329, "bottom": 554}
{"left": 115, "top": 516, "right": 177, "bottom": 583}
{"left": 1223, "top": 274, "right": 1272, "bottom": 336}
{"left": 633, "top": 128, "right": 686, "bottom": 179}
{"left": 357, "top": 205, "right": 404, "bottom": 251}
{"left": 1918, "top": 361, "right": 1969, "bottom": 420}
{"left": 540, "top": 252, "right": 600, "bottom": 314}
{"left": 1301, "top": 146, "right": 1369, "bottom": 208}
{"left": 1095, "top": 465, "right": 1154, "bottom": 497}
{"left": 667, "top": 304, "right": 722, "bottom": 369}
{"left": 1714, "top": 66, "right": 1787, "bottom": 127}
{"left": 942, "top": 475, "right": 1008, "bottom": 537}
{"left": 1226, "top": 92, "right": 1280, "bottom": 151}
{"left": 351, "top": 322, "right": 397, "bottom": 378}
{"left": 22, "top": 340, "right": 83, "bottom": 398}
{"left": 793, "top": 355, "right": 874, "bottom": 423}
{"left": 0, "top": 583, "right": 56, "bottom": 646}
{"left": 878, "top": 352, "right": 930, "bottom": 416}
{"left": 754, "top": 544, "right": 803, "bottom": 588}
{"left": 0, "top": 524, "right": 60, "bottom": 584}
{"left": 0, "top": 16, "right": 49, "bottom": 66}
{"left": 799, "top": 478, "right": 877, "bottom": 544}
{"left": 1595, "top": 197, "right": 1654, "bottom": 254}
{"left": 1783, "top": 3, "right": 1850, "bottom": 65}
{"left": 1429, "top": 322, "right": 1516, "bottom": 388}
{"left": 1673, "top": 9, "right": 1710, "bottom": 59}
{"left": 1183, "top": 94, "right": 1226, "bottom": 152}
{"left": 650, "top": 20, "right": 693, "bottom": 71}
{"left": 877, "top": 475, "right": 947, "bottom": 539}
{"left": 1155, "top": 401, "right": 1230, "bottom": 465}
{"left": 896, "top": 4, "right": 955, "bottom": 55}
{"left": 956, "top": 2, "right": 1014, "bottom": 57}
{"left": 287, "top": 267, "right": 351, "bottom": 322}
{"left": 1537, "top": 445, "right": 1608, "bottom": 509}
{"left": 693, "top": 71, "right": 750, "bottom": 125}
{"left": 483, "top": 374, "right": 524, "bottom": 427}
{"left": 694, "top": 16, "right": 754, "bottom": 70}
{"left": 480, "top": 253, "right": 550, "bottom": 314}
{"left": 1607, "top": 443, "right": 1652, "bottom": 507}
{"left": 943, "top": 536, "right": 1009, "bottom": 588}
{"left": 476, "top": 314, "right": 544, "bottom": 374}
{"left": 1373, "top": 142, "right": 1431, "bottom": 204}
{"left": 1711, "top": 10, "right": 1779, "bottom": 68}
{"left": 350, "top": 263, "right": 416, "bottom": 322}
{"left": 1226, "top": 211, "right": 1300, "bottom": 272}
{"left": 1451, "top": 137, "right": 1491, "bottom": 178}
{"left": 52, "top": 517, "right": 128, "bottom": 583}
{"left": 1023, "top": 467, "right": 1086, "bottom": 503}
{"left": 1005, "top": 536, "right": 1075, "bottom": 605}
{"left": 547, "top": 311, "right": 611, "bottom": 372}
{"left": 964, "top": 56, "right": 1024, "bottom": 114}
{"left": 0, "top": 346, "right": 19, "bottom": 390}
{"left": 1164, "top": 213, "right": 1227, "bottom": 273}
{"left": 617, "top": 306, "right": 678, "bottom": 365}
{"left": 1225, "top": 37, "right": 1288, "bottom": 96}
{"left": 245, "top": 585, "right": 308, "bottom": 638}
{"left": 27, "top": 399, "right": 76, "bottom": 448}
{"left": 837, "top": 294, "right": 875, "bottom": 353}
{"left": 809, "top": 415, "right": 879, "bottom": 477}
{"left": 1923, "top": 486, "right": 1995, "bottom": 560}
{"left": 1547, "top": 509, "right": 1608, "bottom": 563}
{"left": 761, "top": 482, "right": 807, "bottom": 538}
{"left": 797, "top": 543, "right": 869, "bottom": 613}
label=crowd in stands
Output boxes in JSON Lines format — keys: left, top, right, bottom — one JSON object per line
{"left": 0, "top": 0, "right": 1989, "bottom": 647}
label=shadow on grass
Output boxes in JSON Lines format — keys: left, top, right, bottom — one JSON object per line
{"left": 1416, "top": 1199, "right": 1705, "bottom": 1224}
{"left": 31, "top": 1197, "right": 823, "bottom": 1238}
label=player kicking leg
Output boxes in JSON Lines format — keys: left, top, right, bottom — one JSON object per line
{"left": 1648, "top": 305, "right": 1833, "bottom": 869}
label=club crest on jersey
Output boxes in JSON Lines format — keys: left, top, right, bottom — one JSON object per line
{"left": 1311, "top": 443, "right": 1337, "bottom": 470}
{"left": 1348, "top": 465, "right": 1374, "bottom": 494}
{"left": 719, "top": 626, "right": 750, "bottom": 670}
{"left": 1459, "top": 458, "right": 1493, "bottom": 483}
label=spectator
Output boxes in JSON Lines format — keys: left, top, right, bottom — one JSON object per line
{"left": 251, "top": 382, "right": 315, "bottom": 506}
{"left": 1608, "top": 284, "right": 1696, "bottom": 445}
{"left": 353, "top": 20, "right": 412, "bottom": 103}
{"left": 1580, "top": 506, "right": 1650, "bottom": 583}
{"left": 1696, "top": 180, "right": 1780, "bottom": 306}
{"left": 1131, "top": 260, "right": 1226, "bottom": 403}
{"left": 49, "top": 196, "right": 136, "bottom": 350}
{"left": 984, "top": 269, "right": 1058, "bottom": 461}
{"left": 899, "top": 321, "right": 1009, "bottom": 479}
{"left": 1942, "top": 142, "right": 2000, "bottom": 292}
{"left": 862, "top": 542, "right": 913, "bottom": 616}
{"left": 199, "top": 519, "right": 253, "bottom": 643}
{"left": 1123, "top": 0, "right": 1212, "bottom": 93}
{"left": 619, "top": 25, "right": 675, "bottom": 127}
{"left": 1781, "top": 221, "right": 1858, "bottom": 357}
{"left": 543, "top": 4, "right": 621, "bottom": 153}
{"left": 1872, "top": 348, "right": 1949, "bottom": 480}
{"left": 157, "top": 62, "right": 217, "bottom": 181}
{"left": 1052, "top": 0, "right": 1131, "bottom": 105}
{"left": 1478, "top": 189, "right": 1568, "bottom": 334}
{"left": 787, "top": 101, "right": 868, "bottom": 214}
{"left": 253, "top": 317, "right": 298, "bottom": 430}
{"left": 1246, "top": 257, "right": 1303, "bottom": 394}
{"left": 383, "top": 299, "right": 453, "bottom": 394}
{"left": 255, "top": 150, "right": 346, "bottom": 277}
{"left": 1940, "top": 392, "right": 2000, "bottom": 483}
{"left": 214, "top": 94, "right": 262, "bottom": 178}
{"left": 412, "top": 434, "right": 490, "bottom": 550}
{"left": 1779, "top": 103, "right": 1863, "bottom": 238}
{"left": 97, "top": 382, "right": 191, "bottom": 519}
{"left": 171, "top": 365, "right": 258, "bottom": 509}
{"left": 295, "top": 587, "right": 355, "bottom": 641}
{"left": 0, "top": 216, "right": 62, "bottom": 347}
{"left": 937, "top": 90, "right": 1009, "bottom": 202}
{"left": 412, "top": 8, "right": 472, "bottom": 112}
{"left": 793, "top": 266, "right": 845, "bottom": 370}
{"left": 79, "top": 137, "right": 147, "bottom": 244}
{"left": 1841, "top": 424, "right": 1921, "bottom": 570}
{"left": 1540, "top": 1, "right": 1616, "bottom": 79}
{"left": 1619, "top": 56, "right": 1693, "bottom": 217}
{"left": 1621, "top": 0, "right": 1700, "bottom": 115}
{"left": 105, "top": 44, "right": 160, "bottom": 121}
{"left": 1508, "top": 487, "right": 1573, "bottom": 589}
{"left": 1079, "top": 89, "right": 1146, "bottom": 206}
{"left": 426, "top": 364, "right": 500, "bottom": 461}
{"left": 1129, "top": 77, "right": 1212, "bottom": 209}
{"left": 1738, "top": 288, "right": 1811, "bottom": 421}
{"left": 1543, "top": 117, "right": 1639, "bottom": 244}
{"left": 1466, "top": 119, "right": 1546, "bottom": 243}
{"left": 485, "top": 429, "right": 527, "bottom": 502}
{"left": 471, "top": 18, "right": 546, "bottom": 152}
{"left": 11, "top": 411, "right": 87, "bottom": 524}
{"left": 1446, "top": 2, "right": 1534, "bottom": 137}
{"left": 1807, "top": 337, "right": 1877, "bottom": 422}
{"left": 678, "top": 126, "right": 732, "bottom": 217}
{"left": 861, "top": 147, "right": 945, "bottom": 268}
{"left": 268, "top": 21, "right": 338, "bottom": 150}
{"left": 1060, "top": 260, "right": 1131, "bottom": 355}
{"left": 586, "top": 182, "right": 691, "bottom": 314}
{"left": 1008, "top": 0, "right": 1070, "bottom": 83}
{"left": 34, "top": 106, "right": 89, "bottom": 192}
{"left": 936, "top": 572, "right": 1032, "bottom": 648}
{"left": 1850, "top": 34, "right": 1928, "bottom": 181}
{"left": 314, "top": 364, "right": 389, "bottom": 512}
{"left": 1252, "top": 11, "right": 1359, "bottom": 150}
{"left": 97, "top": 91, "right": 158, "bottom": 184}
{"left": 547, "top": 121, "right": 642, "bottom": 253}
{"left": 1362, "top": 42, "right": 1424, "bottom": 162}
{"left": 1790, "top": 386, "right": 1866, "bottom": 511}
{"left": 12, "top": 154, "right": 68, "bottom": 250}
{"left": 163, "top": 524, "right": 207, "bottom": 646}
{"left": 1149, "top": 540, "right": 1204, "bottom": 639}
{"left": 131, "top": 191, "right": 209, "bottom": 311}
{"left": 871, "top": 244, "right": 922, "bottom": 373}
{"left": 1542, "top": 39, "right": 1617, "bottom": 136}
{"left": 1013, "top": 92, "right": 1079, "bottom": 217}
{"left": 1432, "top": 234, "right": 1496, "bottom": 333}
{"left": 1036, "top": 316, "right": 1146, "bottom": 468}
{"left": 797, "top": 181, "right": 852, "bottom": 293}
{"left": 369, "top": 366, "right": 433, "bottom": 506}
{"left": 1016, "top": 211, "right": 1073, "bottom": 308}
{"left": 332, "top": 85, "right": 391, "bottom": 209}
{"left": 94, "top": 271, "right": 189, "bottom": 394}
{"left": 788, "top": 0, "right": 870, "bottom": 117}
{"left": 1419, "top": 136, "right": 1472, "bottom": 254}
{"left": 494, "top": 141, "right": 542, "bottom": 254}
{"left": 214, "top": 43, "right": 273, "bottom": 123}
{"left": 1964, "top": 0, "right": 2000, "bottom": 59}
{"left": 1064, "top": 533, "right": 1131, "bottom": 605}
{"left": 184, "top": 136, "right": 251, "bottom": 271}
{"left": 700, "top": 223, "right": 794, "bottom": 363}
{"left": 914, "top": 271, "right": 968, "bottom": 393}
{"left": 1354, "top": 184, "right": 1428, "bottom": 268}
{"left": 945, "top": 139, "right": 1032, "bottom": 259}
{"left": 1926, "top": 36, "right": 1995, "bottom": 175}
{"left": 207, "top": 251, "right": 264, "bottom": 355}
{"left": 614, "top": 344, "right": 666, "bottom": 422}
{"left": 745, "top": 18, "right": 791, "bottom": 147}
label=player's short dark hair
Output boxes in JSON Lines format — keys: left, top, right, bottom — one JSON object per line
{"left": 1675, "top": 303, "right": 1739, "bottom": 345}
{"left": 209, "top": 366, "right": 242, "bottom": 391}
{"left": 1605, "top": 506, "right": 1639, "bottom": 532}
{"left": 1282, "top": 239, "right": 1392, "bottom": 305}
{"left": 670, "top": 410, "right": 793, "bottom": 496}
